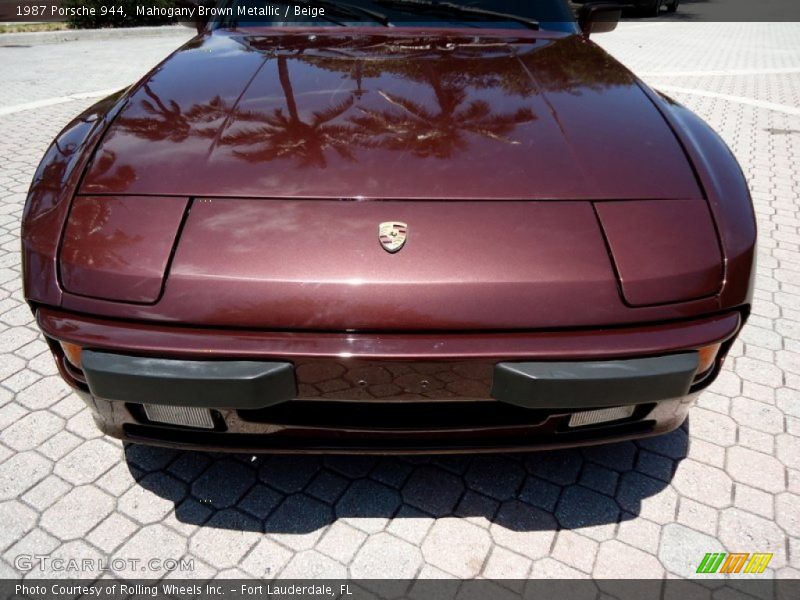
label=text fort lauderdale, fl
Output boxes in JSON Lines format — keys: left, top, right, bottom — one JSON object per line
{"left": 18, "top": 584, "right": 354, "bottom": 597}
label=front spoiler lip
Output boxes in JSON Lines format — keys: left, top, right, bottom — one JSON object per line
{"left": 37, "top": 308, "right": 741, "bottom": 361}
{"left": 116, "top": 419, "right": 665, "bottom": 455}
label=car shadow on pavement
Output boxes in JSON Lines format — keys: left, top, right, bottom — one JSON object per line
{"left": 123, "top": 421, "right": 689, "bottom": 534}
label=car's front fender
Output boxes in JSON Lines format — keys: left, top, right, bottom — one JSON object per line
{"left": 643, "top": 87, "right": 757, "bottom": 311}
{"left": 22, "top": 90, "right": 129, "bottom": 308}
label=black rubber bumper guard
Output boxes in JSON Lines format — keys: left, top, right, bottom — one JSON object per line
{"left": 81, "top": 350, "right": 700, "bottom": 411}
{"left": 492, "top": 352, "right": 700, "bottom": 408}
{"left": 81, "top": 351, "right": 297, "bottom": 408}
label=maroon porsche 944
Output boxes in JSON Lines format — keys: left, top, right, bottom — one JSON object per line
{"left": 21, "top": 0, "right": 756, "bottom": 453}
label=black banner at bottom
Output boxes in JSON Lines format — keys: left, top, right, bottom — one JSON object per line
{"left": 2, "top": 579, "right": 799, "bottom": 600}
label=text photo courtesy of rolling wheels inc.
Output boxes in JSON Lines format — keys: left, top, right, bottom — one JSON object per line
{"left": 0, "top": 1, "right": 800, "bottom": 599}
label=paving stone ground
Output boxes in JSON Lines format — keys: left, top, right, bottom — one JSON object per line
{"left": 0, "top": 22, "right": 798, "bottom": 580}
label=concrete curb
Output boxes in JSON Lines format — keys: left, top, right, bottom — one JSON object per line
{"left": 0, "top": 25, "right": 192, "bottom": 46}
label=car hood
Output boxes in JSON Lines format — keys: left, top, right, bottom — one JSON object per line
{"left": 79, "top": 29, "right": 700, "bottom": 200}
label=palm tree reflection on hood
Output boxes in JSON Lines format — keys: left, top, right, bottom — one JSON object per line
{"left": 220, "top": 55, "right": 362, "bottom": 168}
{"left": 116, "top": 82, "right": 227, "bottom": 143}
{"left": 116, "top": 37, "right": 540, "bottom": 166}
{"left": 352, "top": 84, "right": 536, "bottom": 159}
{"left": 220, "top": 54, "right": 536, "bottom": 165}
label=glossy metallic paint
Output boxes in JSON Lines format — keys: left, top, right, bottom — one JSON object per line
{"left": 595, "top": 198, "right": 723, "bottom": 306}
{"left": 60, "top": 196, "right": 188, "bottom": 303}
{"left": 21, "top": 91, "right": 129, "bottom": 308}
{"left": 38, "top": 308, "right": 741, "bottom": 362}
{"left": 79, "top": 30, "right": 700, "bottom": 201}
{"left": 22, "top": 25, "right": 757, "bottom": 451}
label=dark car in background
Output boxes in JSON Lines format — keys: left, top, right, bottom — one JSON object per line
{"left": 22, "top": 0, "right": 754, "bottom": 453}
{"left": 639, "top": 0, "right": 679, "bottom": 16}
{"left": 627, "top": 0, "right": 679, "bottom": 16}
{"left": 574, "top": 0, "right": 679, "bottom": 17}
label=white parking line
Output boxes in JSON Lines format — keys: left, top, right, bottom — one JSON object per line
{"left": 654, "top": 84, "right": 800, "bottom": 117}
{"left": 0, "top": 88, "right": 121, "bottom": 117}
{"left": 614, "top": 22, "right": 662, "bottom": 31}
{"left": 641, "top": 67, "right": 800, "bottom": 77}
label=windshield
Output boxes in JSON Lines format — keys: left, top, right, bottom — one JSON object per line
{"left": 212, "top": 0, "right": 578, "bottom": 33}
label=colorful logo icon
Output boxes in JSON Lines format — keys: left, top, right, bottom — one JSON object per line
{"left": 378, "top": 221, "right": 408, "bottom": 253}
{"left": 696, "top": 552, "right": 773, "bottom": 574}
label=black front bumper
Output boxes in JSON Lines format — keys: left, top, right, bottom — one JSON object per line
{"left": 79, "top": 350, "right": 701, "bottom": 452}
{"left": 42, "top": 307, "right": 735, "bottom": 452}
{"left": 82, "top": 349, "right": 700, "bottom": 412}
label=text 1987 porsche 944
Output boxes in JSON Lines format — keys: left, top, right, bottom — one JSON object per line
{"left": 22, "top": 0, "right": 756, "bottom": 453}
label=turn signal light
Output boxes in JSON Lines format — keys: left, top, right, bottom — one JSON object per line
{"left": 697, "top": 343, "right": 722, "bottom": 376}
{"left": 59, "top": 342, "right": 83, "bottom": 370}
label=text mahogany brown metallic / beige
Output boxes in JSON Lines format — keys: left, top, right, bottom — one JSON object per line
{"left": 22, "top": 8, "right": 756, "bottom": 453}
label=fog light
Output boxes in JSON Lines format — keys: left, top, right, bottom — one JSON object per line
{"left": 59, "top": 341, "right": 83, "bottom": 369}
{"left": 143, "top": 404, "right": 214, "bottom": 429}
{"left": 568, "top": 405, "right": 635, "bottom": 428}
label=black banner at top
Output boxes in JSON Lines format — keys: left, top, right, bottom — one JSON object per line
{"left": 2, "top": 0, "right": 800, "bottom": 25}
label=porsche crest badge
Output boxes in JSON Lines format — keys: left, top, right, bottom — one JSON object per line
{"left": 379, "top": 222, "right": 408, "bottom": 253}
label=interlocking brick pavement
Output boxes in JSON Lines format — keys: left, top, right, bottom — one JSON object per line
{"left": 0, "top": 22, "right": 798, "bottom": 580}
